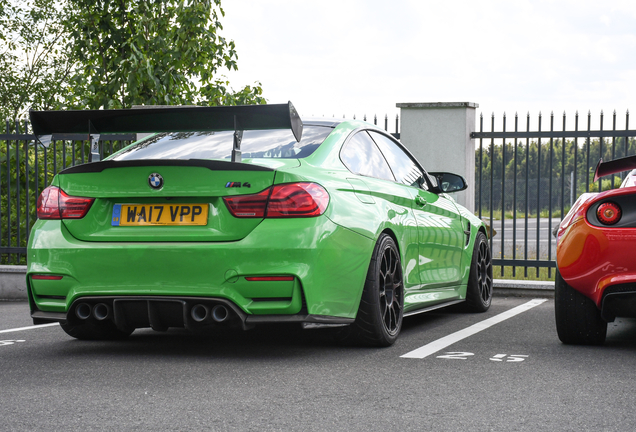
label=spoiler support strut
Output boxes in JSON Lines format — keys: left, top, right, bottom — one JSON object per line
{"left": 88, "top": 120, "right": 100, "bottom": 162}
{"left": 232, "top": 115, "right": 243, "bottom": 163}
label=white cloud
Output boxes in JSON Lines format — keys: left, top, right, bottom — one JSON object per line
{"left": 221, "top": 0, "right": 636, "bottom": 128}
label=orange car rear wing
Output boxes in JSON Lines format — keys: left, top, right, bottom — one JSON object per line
{"left": 594, "top": 154, "right": 636, "bottom": 182}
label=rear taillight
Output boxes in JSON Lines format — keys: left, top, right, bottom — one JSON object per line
{"left": 223, "top": 187, "right": 270, "bottom": 218}
{"left": 36, "top": 186, "right": 95, "bottom": 220}
{"left": 223, "top": 183, "right": 329, "bottom": 218}
{"left": 267, "top": 183, "right": 329, "bottom": 217}
{"left": 597, "top": 201, "right": 622, "bottom": 225}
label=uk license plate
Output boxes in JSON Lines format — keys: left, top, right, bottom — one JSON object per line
{"left": 112, "top": 204, "right": 209, "bottom": 226}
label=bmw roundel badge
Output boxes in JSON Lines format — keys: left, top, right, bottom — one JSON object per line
{"left": 148, "top": 173, "right": 164, "bottom": 190}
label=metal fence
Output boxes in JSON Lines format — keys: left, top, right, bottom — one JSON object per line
{"left": 6, "top": 109, "right": 636, "bottom": 276}
{"left": 473, "top": 110, "right": 636, "bottom": 277}
{"left": 0, "top": 120, "right": 134, "bottom": 264}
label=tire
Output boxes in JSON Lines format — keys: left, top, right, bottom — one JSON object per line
{"left": 60, "top": 320, "right": 133, "bottom": 341}
{"left": 555, "top": 268, "right": 607, "bottom": 345}
{"left": 348, "top": 233, "right": 404, "bottom": 347}
{"left": 464, "top": 231, "right": 493, "bottom": 312}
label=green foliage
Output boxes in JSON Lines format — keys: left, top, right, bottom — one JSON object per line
{"left": 476, "top": 137, "right": 635, "bottom": 215}
{"left": 0, "top": 0, "right": 75, "bottom": 120}
{"left": 0, "top": 138, "right": 130, "bottom": 264}
{"left": 62, "top": 0, "right": 265, "bottom": 109}
{"left": 0, "top": 0, "right": 264, "bottom": 122}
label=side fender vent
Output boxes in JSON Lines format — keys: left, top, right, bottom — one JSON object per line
{"left": 464, "top": 222, "right": 471, "bottom": 247}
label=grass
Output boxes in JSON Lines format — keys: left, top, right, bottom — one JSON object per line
{"left": 477, "top": 207, "right": 570, "bottom": 220}
{"left": 492, "top": 265, "right": 555, "bottom": 282}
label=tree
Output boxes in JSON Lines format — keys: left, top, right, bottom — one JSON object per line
{"left": 62, "top": 0, "right": 264, "bottom": 110}
{"left": 0, "top": 0, "right": 75, "bottom": 122}
{"left": 0, "top": 0, "right": 264, "bottom": 122}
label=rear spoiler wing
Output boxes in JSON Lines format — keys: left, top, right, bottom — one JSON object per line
{"left": 593, "top": 154, "right": 636, "bottom": 182}
{"left": 29, "top": 102, "right": 303, "bottom": 163}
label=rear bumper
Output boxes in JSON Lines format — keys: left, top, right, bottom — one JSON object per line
{"left": 27, "top": 216, "right": 373, "bottom": 320}
{"left": 557, "top": 219, "right": 636, "bottom": 307}
{"left": 32, "top": 296, "right": 355, "bottom": 330}
{"left": 600, "top": 286, "right": 636, "bottom": 322}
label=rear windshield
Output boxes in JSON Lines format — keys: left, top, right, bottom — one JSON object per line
{"left": 111, "top": 126, "right": 332, "bottom": 161}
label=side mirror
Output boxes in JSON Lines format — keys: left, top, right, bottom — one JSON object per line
{"left": 428, "top": 172, "right": 468, "bottom": 193}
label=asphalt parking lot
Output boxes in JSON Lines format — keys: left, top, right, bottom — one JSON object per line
{"left": 2, "top": 297, "right": 636, "bottom": 431}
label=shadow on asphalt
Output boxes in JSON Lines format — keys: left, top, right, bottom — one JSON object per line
{"left": 606, "top": 317, "right": 636, "bottom": 348}
{"left": 46, "top": 312, "right": 460, "bottom": 360}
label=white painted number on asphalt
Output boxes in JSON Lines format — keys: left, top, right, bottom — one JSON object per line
{"left": 436, "top": 352, "right": 529, "bottom": 362}
{"left": 0, "top": 340, "right": 25, "bottom": 347}
{"left": 437, "top": 352, "right": 475, "bottom": 360}
{"left": 490, "top": 354, "right": 528, "bottom": 362}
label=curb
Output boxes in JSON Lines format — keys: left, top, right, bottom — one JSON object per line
{"left": 1, "top": 265, "right": 555, "bottom": 301}
{"left": 0, "top": 265, "right": 28, "bottom": 301}
{"left": 493, "top": 279, "right": 554, "bottom": 298}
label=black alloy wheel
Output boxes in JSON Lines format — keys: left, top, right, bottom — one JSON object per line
{"left": 465, "top": 231, "right": 493, "bottom": 312}
{"left": 378, "top": 241, "right": 403, "bottom": 336}
{"left": 348, "top": 233, "right": 404, "bottom": 346}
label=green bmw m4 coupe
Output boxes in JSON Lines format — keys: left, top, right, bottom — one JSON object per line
{"left": 27, "top": 102, "right": 492, "bottom": 346}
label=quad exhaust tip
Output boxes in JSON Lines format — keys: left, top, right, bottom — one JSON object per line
{"left": 191, "top": 304, "right": 210, "bottom": 322}
{"left": 75, "top": 303, "right": 92, "bottom": 320}
{"left": 93, "top": 303, "right": 110, "bottom": 321}
{"left": 212, "top": 305, "right": 228, "bottom": 323}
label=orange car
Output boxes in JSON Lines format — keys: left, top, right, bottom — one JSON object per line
{"left": 555, "top": 155, "right": 636, "bottom": 344}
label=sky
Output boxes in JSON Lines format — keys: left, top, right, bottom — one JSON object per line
{"left": 222, "top": 0, "right": 636, "bottom": 132}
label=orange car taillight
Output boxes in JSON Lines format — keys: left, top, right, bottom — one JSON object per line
{"left": 36, "top": 186, "right": 95, "bottom": 219}
{"left": 597, "top": 201, "right": 622, "bottom": 225}
{"left": 223, "top": 183, "right": 329, "bottom": 218}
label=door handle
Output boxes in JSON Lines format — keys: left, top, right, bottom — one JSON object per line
{"left": 415, "top": 196, "right": 427, "bottom": 207}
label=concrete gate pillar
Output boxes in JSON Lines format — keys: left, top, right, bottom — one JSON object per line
{"left": 396, "top": 102, "right": 478, "bottom": 212}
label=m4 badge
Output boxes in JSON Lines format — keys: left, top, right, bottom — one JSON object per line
{"left": 225, "top": 182, "right": 251, "bottom": 188}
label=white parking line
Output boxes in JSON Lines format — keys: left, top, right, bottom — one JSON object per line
{"left": 401, "top": 298, "right": 548, "bottom": 359}
{"left": 0, "top": 323, "right": 59, "bottom": 334}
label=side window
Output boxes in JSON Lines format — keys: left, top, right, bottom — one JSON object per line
{"left": 341, "top": 131, "right": 395, "bottom": 181}
{"left": 368, "top": 131, "right": 426, "bottom": 189}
